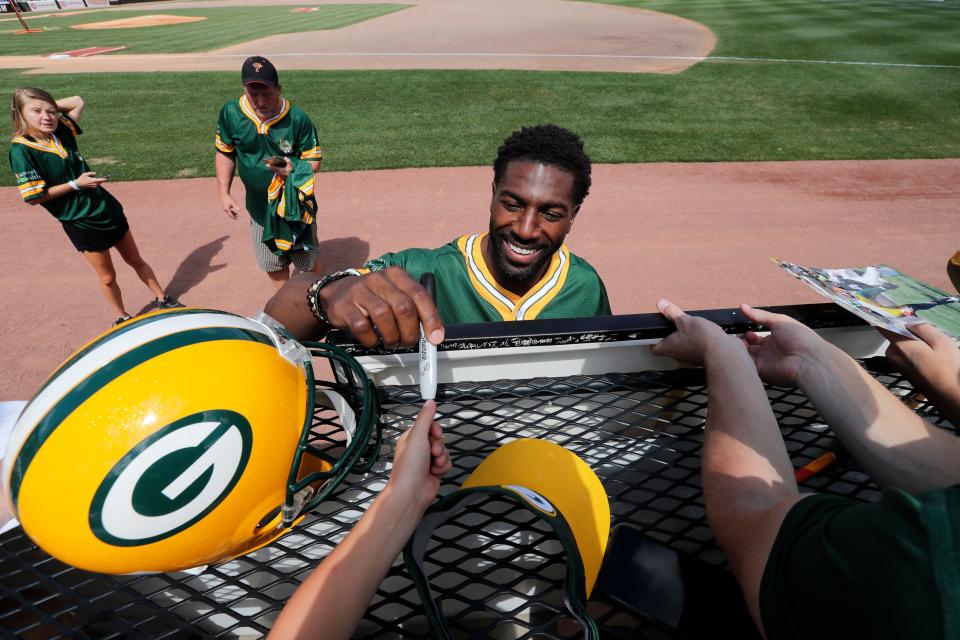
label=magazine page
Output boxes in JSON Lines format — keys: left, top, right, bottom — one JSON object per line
{"left": 774, "top": 260, "right": 960, "bottom": 339}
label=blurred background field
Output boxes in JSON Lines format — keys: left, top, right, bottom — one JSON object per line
{"left": 0, "top": 4, "right": 409, "bottom": 55}
{"left": 2, "top": 0, "right": 958, "bottom": 183}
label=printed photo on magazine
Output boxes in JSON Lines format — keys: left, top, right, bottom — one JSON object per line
{"left": 774, "top": 260, "right": 960, "bottom": 339}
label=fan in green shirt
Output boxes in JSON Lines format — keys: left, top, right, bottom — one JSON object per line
{"left": 652, "top": 301, "right": 960, "bottom": 640}
{"left": 215, "top": 56, "right": 324, "bottom": 289}
{"left": 10, "top": 111, "right": 122, "bottom": 231}
{"left": 265, "top": 124, "right": 611, "bottom": 348}
{"left": 9, "top": 87, "right": 180, "bottom": 327}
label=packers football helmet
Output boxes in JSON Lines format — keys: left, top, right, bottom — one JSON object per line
{"left": 2, "top": 308, "right": 381, "bottom": 575}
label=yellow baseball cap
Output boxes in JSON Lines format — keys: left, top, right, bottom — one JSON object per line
{"left": 404, "top": 438, "right": 611, "bottom": 638}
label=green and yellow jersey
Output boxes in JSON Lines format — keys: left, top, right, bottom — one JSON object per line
{"left": 262, "top": 163, "right": 317, "bottom": 255}
{"left": 215, "top": 96, "right": 322, "bottom": 226}
{"left": 9, "top": 115, "right": 125, "bottom": 232}
{"left": 359, "top": 233, "right": 611, "bottom": 324}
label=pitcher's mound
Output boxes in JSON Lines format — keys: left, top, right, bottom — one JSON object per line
{"left": 71, "top": 15, "right": 206, "bottom": 30}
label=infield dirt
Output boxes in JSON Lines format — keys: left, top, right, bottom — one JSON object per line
{"left": 2, "top": 159, "right": 958, "bottom": 400}
{"left": 71, "top": 15, "right": 206, "bottom": 29}
{"left": 1, "top": 0, "right": 714, "bottom": 73}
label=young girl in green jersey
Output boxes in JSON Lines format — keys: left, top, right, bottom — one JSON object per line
{"left": 10, "top": 87, "right": 181, "bottom": 326}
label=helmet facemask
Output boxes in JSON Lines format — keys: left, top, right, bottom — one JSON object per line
{"left": 279, "top": 341, "right": 382, "bottom": 530}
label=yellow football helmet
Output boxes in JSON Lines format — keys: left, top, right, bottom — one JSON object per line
{"left": 3, "top": 308, "right": 380, "bottom": 574}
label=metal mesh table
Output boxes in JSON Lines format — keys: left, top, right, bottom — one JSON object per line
{"left": 1, "top": 350, "right": 952, "bottom": 639}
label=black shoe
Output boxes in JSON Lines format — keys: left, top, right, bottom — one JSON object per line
{"left": 112, "top": 313, "right": 133, "bottom": 328}
{"left": 157, "top": 295, "right": 184, "bottom": 310}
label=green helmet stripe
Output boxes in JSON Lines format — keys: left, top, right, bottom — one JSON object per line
{"left": 9, "top": 326, "right": 273, "bottom": 509}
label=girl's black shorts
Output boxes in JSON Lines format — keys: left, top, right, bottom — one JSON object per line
{"left": 61, "top": 214, "right": 129, "bottom": 252}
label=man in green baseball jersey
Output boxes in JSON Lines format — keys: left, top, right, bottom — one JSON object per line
{"left": 265, "top": 124, "right": 610, "bottom": 348}
{"left": 215, "top": 56, "right": 324, "bottom": 289}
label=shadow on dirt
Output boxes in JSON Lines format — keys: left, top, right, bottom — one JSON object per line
{"left": 318, "top": 236, "right": 370, "bottom": 274}
{"left": 136, "top": 235, "right": 229, "bottom": 314}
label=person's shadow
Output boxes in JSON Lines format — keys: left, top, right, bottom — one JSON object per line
{"left": 317, "top": 236, "right": 370, "bottom": 274}
{"left": 136, "top": 235, "right": 229, "bottom": 314}
{"left": 135, "top": 236, "right": 370, "bottom": 315}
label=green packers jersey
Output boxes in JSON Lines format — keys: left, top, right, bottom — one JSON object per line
{"left": 760, "top": 484, "right": 960, "bottom": 640}
{"left": 360, "top": 233, "right": 611, "bottom": 324}
{"left": 215, "top": 96, "right": 322, "bottom": 225}
{"left": 9, "top": 115, "right": 125, "bottom": 231}
{"left": 262, "top": 163, "right": 317, "bottom": 255}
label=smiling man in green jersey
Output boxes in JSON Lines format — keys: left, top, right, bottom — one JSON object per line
{"left": 215, "top": 56, "right": 324, "bottom": 288}
{"left": 265, "top": 125, "right": 611, "bottom": 348}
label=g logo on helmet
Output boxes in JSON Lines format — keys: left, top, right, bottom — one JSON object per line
{"left": 3, "top": 308, "right": 380, "bottom": 574}
{"left": 90, "top": 410, "right": 253, "bottom": 546}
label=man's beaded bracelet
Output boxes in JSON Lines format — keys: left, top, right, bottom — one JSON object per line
{"left": 306, "top": 270, "right": 359, "bottom": 335}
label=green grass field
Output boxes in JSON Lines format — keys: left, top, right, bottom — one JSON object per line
{"left": 586, "top": 0, "right": 960, "bottom": 65}
{"left": 1, "top": 0, "right": 958, "bottom": 184}
{"left": 0, "top": 5, "right": 409, "bottom": 55}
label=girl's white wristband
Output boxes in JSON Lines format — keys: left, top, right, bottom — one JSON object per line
{"left": 68, "top": 180, "right": 80, "bottom": 192}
